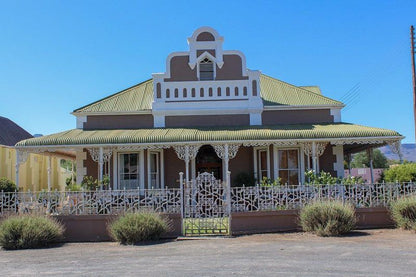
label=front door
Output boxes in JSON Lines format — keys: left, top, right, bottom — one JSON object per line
{"left": 196, "top": 145, "right": 222, "bottom": 179}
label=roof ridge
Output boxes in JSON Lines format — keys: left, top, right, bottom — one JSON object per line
{"left": 260, "top": 74, "right": 344, "bottom": 106}
{"left": 73, "top": 79, "right": 152, "bottom": 113}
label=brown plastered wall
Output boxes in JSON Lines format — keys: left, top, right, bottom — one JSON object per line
{"left": 165, "top": 114, "right": 250, "bottom": 128}
{"left": 83, "top": 115, "right": 154, "bottom": 130}
{"left": 231, "top": 207, "right": 394, "bottom": 235}
{"left": 164, "top": 148, "right": 185, "bottom": 188}
{"left": 53, "top": 214, "right": 181, "bottom": 242}
{"left": 229, "top": 146, "right": 253, "bottom": 184}
{"left": 164, "top": 55, "right": 198, "bottom": 82}
{"left": 164, "top": 54, "right": 246, "bottom": 82}
{"left": 196, "top": 32, "right": 215, "bottom": 41}
{"left": 84, "top": 149, "right": 98, "bottom": 180}
{"left": 262, "top": 109, "right": 334, "bottom": 125}
{"left": 215, "top": 54, "right": 248, "bottom": 80}
{"left": 319, "top": 146, "right": 337, "bottom": 176}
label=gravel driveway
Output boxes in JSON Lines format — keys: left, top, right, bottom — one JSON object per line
{"left": 1, "top": 229, "right": 415, "bottom": 276}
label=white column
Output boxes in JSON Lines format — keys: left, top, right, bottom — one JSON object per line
{"left": 98, "top": 147, "right": 104, "bottom": 188}
{"left": 47, "top": 155, "right": 52, "bottom": 191}
{"left": 332, "top": 145, "right": 344, "bottom": 178}
{"left": 224, "top": 144, "right": 229, "bottom": 177}
{"left": 185, "top": 146, "right": 190, "bottom": 183}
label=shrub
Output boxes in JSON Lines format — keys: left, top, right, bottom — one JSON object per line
{"left": 0, "top": 215, "right": 64, "bottom": 250}
{"left": 299, "top": 201, "right": 356, "bottom": 236}
{"left": 233, "top": 172, "right": 256, "bottom": 187}
{"left": 81, "top": 176, "right": 99, "bottom": 190}
{"left": 0, "top": 178, "right": 17, "bottom": 192}
{"left": 390, "top": 197, "right": 416, "bottom": 230}
{"left": 109, "top": 212, "right": 169, "bottom": 244}
{"left": 66, "top": 183, "right": 82, "bottom": 191}
{"left": 383, "top": 163, "right": 416, "bottom": 183}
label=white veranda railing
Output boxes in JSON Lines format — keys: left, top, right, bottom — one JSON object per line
{"left": 1, "top": 182, "right": 416, "bottom": 216}
{"left": 0, "top": 188, "right": 181, "bottom": 216}
{"left": 231, "top": 182, "right": 416, "bottom": 212}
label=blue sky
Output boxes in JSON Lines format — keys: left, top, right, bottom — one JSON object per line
{"left": 1, "top": 0, "right": 415, "bottom": 143}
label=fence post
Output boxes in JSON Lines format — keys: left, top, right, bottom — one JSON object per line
{"left": 226, "top": 171, "right": 232, "bottom": 236}
{"left": 179, "top": 172, "right": 184, "bottom": 236}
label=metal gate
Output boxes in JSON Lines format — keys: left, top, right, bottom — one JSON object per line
{"left": 182, "top": 172, "right": 230, "bottom": 236}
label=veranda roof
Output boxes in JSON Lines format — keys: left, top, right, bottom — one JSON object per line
{"left": 72, "top": 74, "right": 343, "bottom": 114}
{"left": 16, "top": 123, "right": 402, "bottom": 148}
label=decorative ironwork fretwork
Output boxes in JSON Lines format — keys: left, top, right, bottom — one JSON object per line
{"left": 183, "top": 172, "right": 229, "bottom": 235}
{"left": 387, "top": 140, "right": 402, "bottom": 155}
{"left": 302, "top": 142, "right": 327, "bottom": 157}
{"left": 87, "top": 147, "right": 113, "bottom": 162}
{"left": 173, "top": 145, "right": 201, "bottom": 162}
{"left": 212, "top": 144, "right": 240, "bottom": 160}
{"left": 16, "top": 150, "right": 29, "bottom": 164}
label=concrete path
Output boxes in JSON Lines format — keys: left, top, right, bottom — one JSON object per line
{"left": 1, "top": 229, "right": 416, "bottom": 276}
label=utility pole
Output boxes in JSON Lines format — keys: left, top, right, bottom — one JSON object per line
{"left": 411, "top": 26, "right": 416, "bottom": 143}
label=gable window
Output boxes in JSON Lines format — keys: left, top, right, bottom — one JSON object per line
{"left": 199, "top": 58, "right": 214, "bottom": 81}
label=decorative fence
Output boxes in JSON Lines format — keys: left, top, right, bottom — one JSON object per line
{"left": 1, "top": 183, "right": 416, "bottom": 216}
{"left": 231, "top": 182, "right": 416, "bottom": 212}
{"left": 0, "top": 189, "right": 181, "bottom": 216}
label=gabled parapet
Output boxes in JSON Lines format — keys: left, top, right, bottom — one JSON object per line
{"left": 152, "top": 27, "right": 263, "bottom": 127}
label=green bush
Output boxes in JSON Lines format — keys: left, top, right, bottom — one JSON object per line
{"left": 233, "top": 172, "right": 256, "bottom": 187}
{"left": 109, "top": 212, "right": 169, "bottom": 244}
{"left": 299, "top": 201, "right": 356, "bottom": 236}
{"left": 0, "top": 178, "right": 17, "bottom": 192}
{"left": 0, "top": 215, "right": 64, "bottom": 250}
{"left": 383, "top": 163, "right": 416, "bottom": 183}
{"left": 390, "top": 197, "right": 416, "bottom": 230}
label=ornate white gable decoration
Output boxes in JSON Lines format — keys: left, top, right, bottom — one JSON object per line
{"left": 187, "top": 27, "right": 224, "bottom": 69}
{"left": 152, "top": 27, "right": 263, "bottom": 127}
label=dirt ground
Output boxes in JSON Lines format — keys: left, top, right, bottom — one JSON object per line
{"left": 1, "top": 229, "right": 416, "bottom": 276}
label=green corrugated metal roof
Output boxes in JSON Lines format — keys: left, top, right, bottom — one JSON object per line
{"left": 73, "top": 74, "right": 343, "bottom": 114}
{"left": 16, "top": 123, "right": 401, "bottom": 147}
{"left": 74, "top": 79, "right": 153, "bottom": 113}
{"left": 260, "top": 75, "right": 342, "bottom": 106}
{"left": 299, "top": 86, "right": 322, "bottom": 95}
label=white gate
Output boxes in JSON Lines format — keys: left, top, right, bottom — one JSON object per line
{"left": 182, "top": 172, "right": 230, "bottom": 236}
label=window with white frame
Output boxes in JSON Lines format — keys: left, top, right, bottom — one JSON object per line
{"left": 254, "top": 147, "right": 270, "bottom": 183}
{"left": 147, "top": 150, "right": 163, "bottom": 189}
{"left": 277, "top": 149, "right": 299, "bottom": 186}
{"left": 199, "top": 58, "right": 214, "bottom": 80}
{"left": 119, "top": 153, "right": 140, "bottom": 189}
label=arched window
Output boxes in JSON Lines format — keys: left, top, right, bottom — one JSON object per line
{"left": 199, "top": 58, "right": 214, "bottom": 81}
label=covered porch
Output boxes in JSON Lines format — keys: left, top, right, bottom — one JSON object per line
{"left": 15, "top": 123, "right": 403, "bottom": 190}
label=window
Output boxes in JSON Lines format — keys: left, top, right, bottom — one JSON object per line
{"left": 254, "top": 147, "right": 270, "bottom": 182}
{"left": 148, "top": 151, "right": 163, "bottom": 189}
{"left": 278, "top": 149, "right": 299, "bottom": 186}
{"left": 199, "top": 58, "right": 214, "bottom": 80}
{"left": 119, "top": 153, "right": 140, "bottom": 189}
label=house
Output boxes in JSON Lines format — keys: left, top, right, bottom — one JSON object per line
{"left": 0, "top": 116, "right": 74, "bottom": 191}
{"left": 15, "top": 27, "right": 403, "bottom": 190}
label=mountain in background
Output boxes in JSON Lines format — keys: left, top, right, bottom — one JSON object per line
{"left": 379, "top": 143, "right": 415, "bottom": 162}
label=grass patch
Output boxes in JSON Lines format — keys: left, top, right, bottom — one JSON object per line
{"left": 390, "top": 197, "right": 416, "bottom": 230}
{"left": 299, "top": 201, "right": 356, "bottom": 237}
{"left": 0, "top": 215, "right": 64, "bottom": 250}
{"left": 108, "top": 212, "right": 170, "bottom": 244}
{"left": 183, "top": 217, "right": 229, "bottom": 235}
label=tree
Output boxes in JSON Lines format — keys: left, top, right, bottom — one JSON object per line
{"left": 350, "top": 149, "right": 388, "bottom": 168}
{"left": 383, "top": 163, "right": 416, "bottom": 182}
